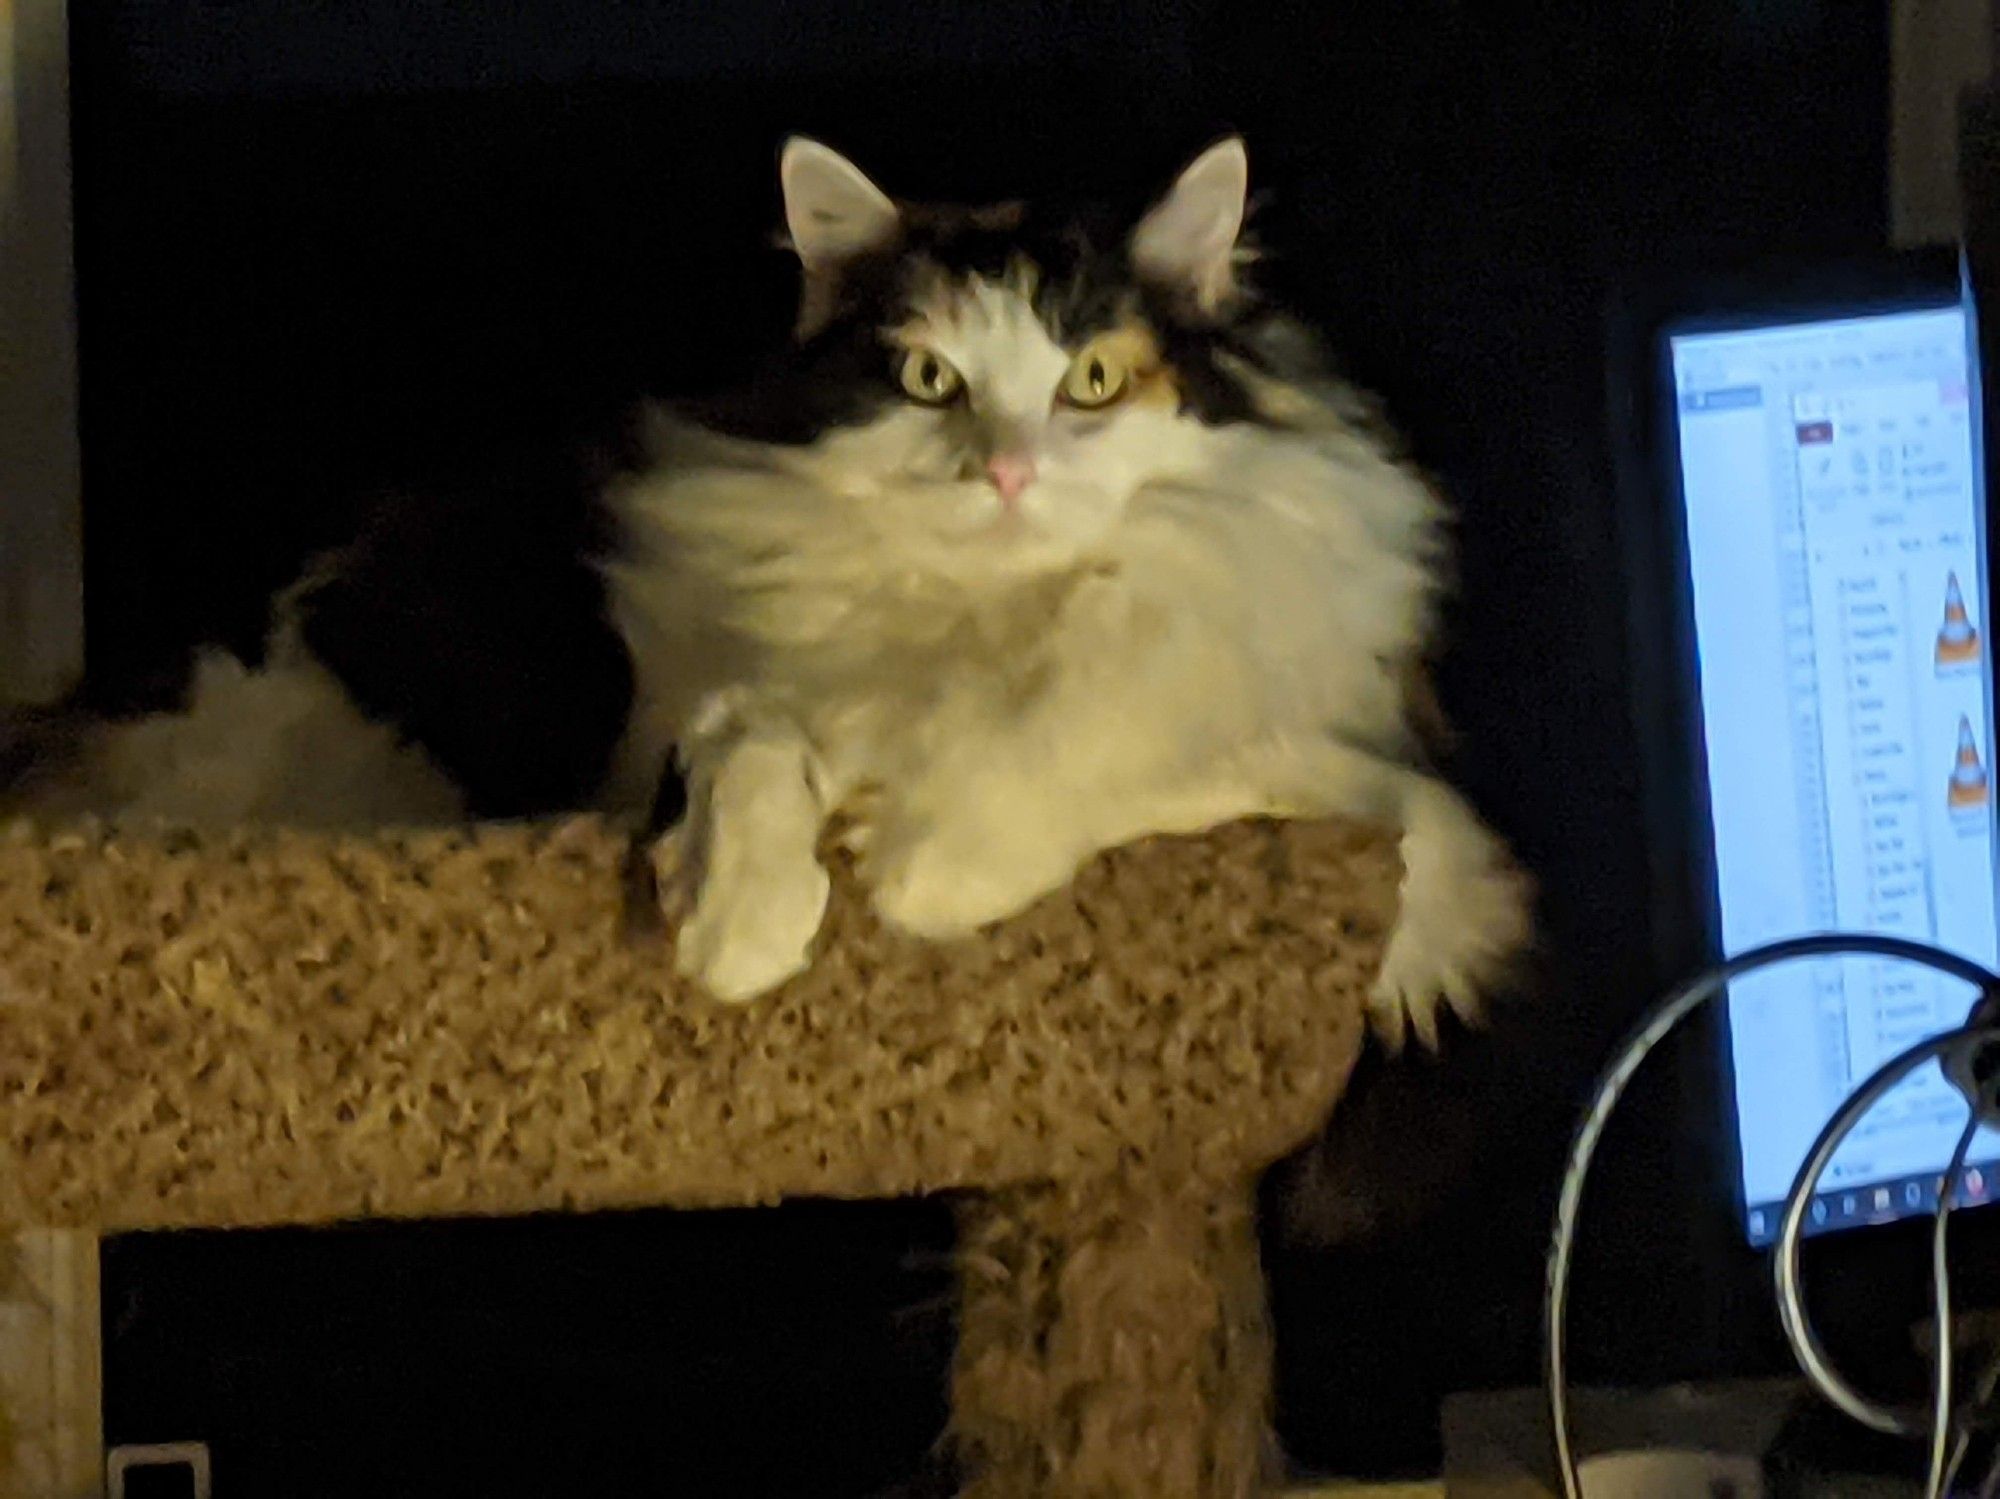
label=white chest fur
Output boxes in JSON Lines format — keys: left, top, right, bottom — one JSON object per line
{"left": 593, "top": 407, "right": 1528, "bottom": 1045}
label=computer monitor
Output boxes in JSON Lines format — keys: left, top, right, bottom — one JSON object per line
{"left": 1663, "top": 259, "right": 1998, "bottom": 1245}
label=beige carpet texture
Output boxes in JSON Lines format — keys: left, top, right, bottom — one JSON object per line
{"left": 0, "top": 813, "right": 1399, "bottom": 1496}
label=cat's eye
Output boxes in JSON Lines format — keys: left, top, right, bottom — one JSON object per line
{"left": 898, "top": 348, "right": 964, "bottom": 406}
{"left": 1060, "top": 343, "right": 1132, "bottom": 409}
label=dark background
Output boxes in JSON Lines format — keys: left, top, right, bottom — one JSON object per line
{"left": 64, "top": 0, "right": 1931, "bottom": 1490}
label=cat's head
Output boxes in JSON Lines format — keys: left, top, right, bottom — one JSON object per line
{"left": 704, "top": 137, "right": 1309, "bottom": 576}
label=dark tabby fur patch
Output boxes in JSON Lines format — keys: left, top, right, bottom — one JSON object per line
{"left": 291, "top": 429, "right": 640, "bottom": 820}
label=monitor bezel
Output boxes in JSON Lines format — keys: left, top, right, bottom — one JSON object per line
{"left": 1612, "top": 244, "right": 1985, "bottom": 1249}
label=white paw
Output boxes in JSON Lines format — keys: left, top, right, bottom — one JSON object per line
{"left": 866, "top": 827, "right": 1061, "bottom": 940}
{"left": 1369, "top": 805, "right": 1532, "bottom": 1054}
{"left": 666, "top": 831, "right": 831, "bottom": 1003}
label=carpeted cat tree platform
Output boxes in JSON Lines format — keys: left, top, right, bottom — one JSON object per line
{"left": 0, "top": 813, "right": 1398, "bottom": 1497}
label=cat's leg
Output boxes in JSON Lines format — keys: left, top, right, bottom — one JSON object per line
{"left": 1255, "top": 738, "right": 1531, "bottom": 1053}
{"left": 1012, "top": 739, "right": 1526, "bottom": 1052}
{"left": 662, "top": 713, "right": 831, "bottom": 1002}
{"left": 862, "top": 737, "right": 1526, "bottom": 1050}
{"left": 860, "top": 755, "right": 1321, "bottom": 936}
{"left": 864, "top": 762, "right": 1302, "bottom": 939}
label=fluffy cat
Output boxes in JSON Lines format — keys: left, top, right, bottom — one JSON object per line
{"left": 4, "top": 137, "right": 1528, "bottom": 1050}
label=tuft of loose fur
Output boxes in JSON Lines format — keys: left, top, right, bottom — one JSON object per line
{"left": 8, "top": 646, "right": 464, "bottom": 830}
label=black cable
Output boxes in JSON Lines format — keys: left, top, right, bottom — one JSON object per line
{"left": 1546, "top": 932, "right": 2000, "bottom": 1499}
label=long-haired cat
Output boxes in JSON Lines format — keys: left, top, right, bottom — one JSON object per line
{"left": 5, "top": 137, "right": 1528, "bottom": 1050}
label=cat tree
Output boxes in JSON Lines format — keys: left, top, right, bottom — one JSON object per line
{"left": 0, "top": 812, "right": 1398, "bottom": 1497}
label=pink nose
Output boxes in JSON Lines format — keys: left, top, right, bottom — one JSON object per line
{"left": 985, "top": 453, "right": 1037, "bottom": 504}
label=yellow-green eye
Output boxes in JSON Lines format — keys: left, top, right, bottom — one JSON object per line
{"left": 1060, "top": 343, "right": 1131, "bottom": 409}
{"left": 898, "top": 348, "right": 964, "bottom": 406}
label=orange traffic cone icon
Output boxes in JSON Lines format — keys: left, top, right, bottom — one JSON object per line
{"left": 1938, "top": 571, "right": 1982, "bottom": 668}
{"left": 1950, "top": 715, "right": 1991, "bottom": 810}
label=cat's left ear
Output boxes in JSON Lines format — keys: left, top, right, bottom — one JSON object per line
{"left": 1129, "top": 137, "right": 1249, "bottom": 314}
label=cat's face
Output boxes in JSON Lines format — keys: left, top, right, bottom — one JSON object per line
{"left": 814, "top": 251, "right": 1212, "bottom": 570}
{"left": 707, "top": 138, "right": 1280, "bottom": 577}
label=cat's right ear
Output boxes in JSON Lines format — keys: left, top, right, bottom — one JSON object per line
{"left": 780, "top": 137, "right": 901, "bottom": 337}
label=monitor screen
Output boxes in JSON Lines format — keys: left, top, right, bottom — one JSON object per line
{"left": 1668, "top": 282, "right": 1998, "bottom": 1244}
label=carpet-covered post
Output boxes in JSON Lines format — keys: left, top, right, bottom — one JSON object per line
{"left": 954, "top": 1179, "right": 1276, "bottom": 1499}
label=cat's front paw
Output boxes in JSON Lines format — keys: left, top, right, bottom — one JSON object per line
{"left": 1369, "top": 808, "right": 1532, "bottom": 1054}
{"left": 661, "top": 829, "right": 831, "bottom": 1003}
{"left": 865, "top": 825, "right": 1063, "bottom": 941}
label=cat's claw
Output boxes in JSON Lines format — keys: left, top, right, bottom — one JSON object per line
{"left": 830, "top": 782, "right": 887, "bottom": 858}
{"left": 1368, "top": 942, "right": 1493, "bottom": 1056}
{"left": 647, "top": 827, "right": 699, "bottom": 929}
{"left": 1367, "top": 805, "right": 1532, "bottom": 1055}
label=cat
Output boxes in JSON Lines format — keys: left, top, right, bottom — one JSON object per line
{"left": 4, "top": 136, "right": 1529, "bottom": 1051}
